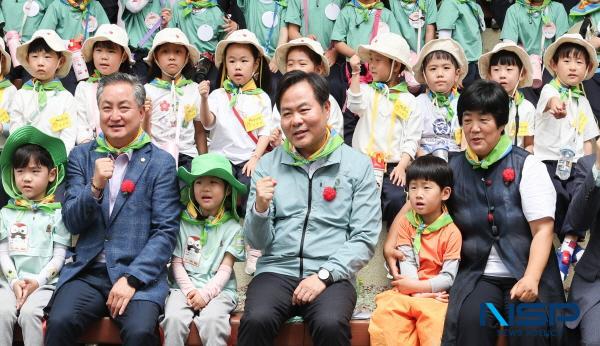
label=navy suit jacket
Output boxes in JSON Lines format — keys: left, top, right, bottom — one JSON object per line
{"left": 58, "top": 141, "right": 181, "bottom": 307}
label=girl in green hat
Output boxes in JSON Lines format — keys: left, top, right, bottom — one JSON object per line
{"left": 0, "top": 125, "right": 71, "bottom": 346}
{"left": 161, "top": 152, "right": 246, "bottom": 346}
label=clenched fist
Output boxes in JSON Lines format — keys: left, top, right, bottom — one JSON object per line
{"left": 255, "top": 177, "right": 277, "bottom": 213}
{"left": 93, "top": 157, "right": 115, "bottom": 190}
{"left": 199, "top": 80, "right": 210, "bottom": 100}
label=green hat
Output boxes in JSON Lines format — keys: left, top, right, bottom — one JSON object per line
{"left": 0, "top": 126, "right": 67, "bottom": 199}
{"left": 178, "top": 153, "right": 248, "bottom": 218}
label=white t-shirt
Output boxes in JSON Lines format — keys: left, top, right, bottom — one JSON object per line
{"left": 507, "top": 98, "right": 535, "bottom": 148}
{"left": 534, "top": 84, "right": 599, "bottom": 162}
{"left": 9, "top": 88, "right": 77, "bottom": 153}
{"left": 483, "top": 154, "right": 557, "bottom": 277}
{"left": 74, "top": 81, "right": 99, "bottom": 144}
{"left": 347, "top": 84, "right": 422, "bottom": 163}
{"left": 416, "top": 93, "right": 461, "bottom": 154}
{"left": 205, "top": 88, "right": 272, "bottom": 165}
{"left": 145, "top": 82, "right": 203, "bottom": 159}
{"left": 272, "top": 94, "right": 344, "bottom": 135}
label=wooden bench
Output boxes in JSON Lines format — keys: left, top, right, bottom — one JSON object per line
{"left": 13, "top": 313, "right": 371, "bottom": 345}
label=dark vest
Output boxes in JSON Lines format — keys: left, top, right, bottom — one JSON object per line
{"left": 442, "top": 147, "right": 564, "bottom": 346}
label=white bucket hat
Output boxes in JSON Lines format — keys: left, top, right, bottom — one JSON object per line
{"left": 16, "top": 30, "right": 73, "bottom": 78}
{"left": 358, "top": 32, "right": 413, "bottom": 74}
{"left": 412, "top": 38, "right": 468, "bottom": 85}
{"left": 214, "top": 29, "right": 270, "bottom": 69}
{"left": 543, "top": 33, "right": 598, "bottom": 80}
{"left": 0, "top": 39, "right": 11, "bottom": 76}
{"left": 82, "top": 24, "right": 133, "bottom": 64}
{"left": 144, "top": 28, "right": 201, "bottom": 65}
{"left": 274, "top": 37, "right": 330, "bottom": 76}
{"left": 478, "top": 42, "right": 533, "bottom": 88}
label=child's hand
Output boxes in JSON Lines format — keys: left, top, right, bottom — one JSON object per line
{"left": 349, "top": 55, "right": 361, "bottom": 74}
{"left": 269, "top": 128, "right": 282, "bottom": 148}
{"left": 269, "top": 60, "right": 278, "bottom": 73}
{"left": 222, "top": 16, "right": 239, "bottom": 34}
{"left": 19, "top": 278, "right": 39, "bottom": 307}
{"left": 12, "top": 280, "right": 25, "bottom": 308}
{"left": 390, "top": 164, "right": 406, "bottom": 186}
{"left": 589, "top": 36, "right": 600, "bottom": 50}
{"left": 255, "top": 176, "right": 277, "bottom": 213}
{"left": 510, "top": 275, "right": 539, "bottom": 302}
{"left": 324, "top": 48, "right": 337, "bottom": 67}
{"left": 198, "top": 80, "right": 210, "bottom": 100}
{"left": 144, "top": 97, "right": 152, "bottom": 114}
{"left": 391, "top": 275, "right": 417, "bottom": 295}
{"left": 187, "top": 290, "right": 207, "bottom": 310}
{"left": 161, "top": 8, "right": 172, "bottom": 28}
{"left": 548, "top": 96, "right": 566, "bottom": 118}
{"left": 242, "top": 156, "right": 259, "bottom": 177}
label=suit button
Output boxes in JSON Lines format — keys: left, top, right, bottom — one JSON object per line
{"left": 491, "top": 225, "right": 499, "bottom": 236}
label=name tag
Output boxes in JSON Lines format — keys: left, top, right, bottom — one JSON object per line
{"left": 243, "top": 113, "right": 266, "bottom": 132}
{"left": 575, "top": 111, "right": 588, "bottom": 134}
{"left": 393, "top": 100, "right": 410, "bottom": 120}
{"left": 49, "top": 113, "right": 72, "bottom": 132}
{"left": 510, "top": 121, "right": 529, "bottom": 137}
{"left": 183, "top": 104, "right": 196, "bottom": 126}
{"left": 0, "top": 109, "right": 9, "bottom": 123}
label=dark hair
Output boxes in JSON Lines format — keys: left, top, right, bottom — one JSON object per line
{"left": 12, "top": 144, "right": 54, "bottom": 170}
{"left": 275, "top": 70, "right": 329, "bottom": 110}
{"left": 457, "top": 79, "right": 509, "bottom": 127}
{"left": 287, "top": 46, "right": 322, "bottom": 67}
{"left": 147, "top": 43, "right": 196, "bottom": 81}
{"left": 87, "top": 41, "right": 132, "bottom": 74}
{"left": 406, "top": 155, "right": 453, "bottom": 189}
{"left": 423, "top": 50, "right": 460, "bottom": 69}
{"left": 218, "top": 43, "right": 272, "bottom": 95}
{"left": 551, "top": 42, "right": 591, "bottom": 66}
{"left": 27, "top": 38, "right": 60, "bottom": 56}
{"left": 489, "top": 50, "right": 523, "bottom": 70}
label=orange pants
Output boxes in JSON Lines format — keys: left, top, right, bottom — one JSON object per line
{"left": 369, "top": 290, "right": 448, "bottom": 346}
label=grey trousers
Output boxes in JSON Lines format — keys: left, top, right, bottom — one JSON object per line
{"left": 0, "top": 283, "right": 54, "bottom": 346}
{"left": 160, "top": 289, "right": 236, "bottom": 346}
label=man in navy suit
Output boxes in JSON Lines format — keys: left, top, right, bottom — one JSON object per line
{"left": 45, "top": 73, "right": 181, "bottom": 345}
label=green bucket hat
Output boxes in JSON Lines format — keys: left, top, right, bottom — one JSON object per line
{"left": 0, "top": 126, "right": 67, "bottom": 199}
{"left": 178, "top": 153, "right": 248, "bottom": 219}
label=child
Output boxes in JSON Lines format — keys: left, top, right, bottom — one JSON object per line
{"left": 75, "top": 24, "right": 133, "bottom": 144}
{"left": 436, "top": 0, "right": 485, "bottom": 89}
{"left": 536, "top": 34, "right": 599, "bottom": 278}
{"left": 412, "top": 38, "right": 467, "bottom": 157}
{"left": 347, "top": 32, "right": 422, "bottom": 227}
{"left": 144, "top": 28, "right": 207, "bottom": 168}
{"left": 237, "top": 0, "right": 288, "bottom": 65}
{"left": 271, "top": 37, "right": 343, "bottom": 138}
{"left": 161, "top": 153, "right": 245, "bottom": 346}
{"left": 479, "top": 42, "right": 536, "bottom": 152}
{"left": 199, "top": 29, "right": 271, "bottom": 275}
{"left": 10, "top": 30, "right": 76, "bottom": 154}
{"left": 0, "top": 125, "right": 71, "bottom": 346}
{"left": 369, "top": 155, "right": 461, "bottom": 345}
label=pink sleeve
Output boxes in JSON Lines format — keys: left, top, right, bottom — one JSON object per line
{"left": 198, "top": 264, "right": 233, "bottom": 304}
{"left": 172, "top": 256, "right": 195, "bottom": 297}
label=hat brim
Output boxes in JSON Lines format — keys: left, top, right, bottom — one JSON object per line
{"left": 82, "top": 36, "right": 134, "bottom": 64}
{"left": 274, "top": 41, "right": 330, "bottom": 76}
{"left": 0, "top": 42, "right": 11, "bottom": 76}
{"left": 17, "top": 39, "right": 72, "bottom": 78}
{"left": 144, "top": 42, "right": 201, "bottom": 66}
{"left": 478, "top": 44, "right": 533, "bottom": 88}
{"left": 544, "top": 36, "right": 599, "bottom": 80}
{"left": 177, "top": 166, "right": 247, "bottom": 195}
{"left": 214, "top": 36, "right": 271, "bottom": 69}
{"left": 357, "top": 45, "right": 413, "bottom": 74}
{"left": 413, "top": 39, "right": 468, "bottom": 85}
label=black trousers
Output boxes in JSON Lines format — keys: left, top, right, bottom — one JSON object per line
{"left": 238, "top": 272, "right": 356, "bottom": 346}
{"left": 45, "top": 262, "right": 161, "bottom": 346}
{"left": 232, "top": 161, "right": 252, "bottom": 217}
{"left": 381, "top": 162, "right": 407, "bottom": 226}
{"left": 543, "top": 160, "right": 578, "bottom": 238}
{"left": 130, "top": 47, "right": 150, "bottom": 85}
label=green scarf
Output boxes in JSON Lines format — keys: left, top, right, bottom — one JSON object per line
{"left": 370, "top": 82, "right": 408, "bottom": 102}
{"left": 429, "top": 91, "right": 458, "bottom": 123}
{"left": 150, "top": 77, "right": 194, "bottom": 96}
{"left": 401, "top": 0, "right": 426, "bottom": 12}
{"left": 465, "top": 134, "right": 513, "bottom": 169}
{"left": 22, "top": 79, "right": 66, "bottom": 109}
{"left": 0, "top": 78, "right": 13, "bottom": 89}
{"left": 406, "top": 209, "right": 453, "bottom": 255}
{"left": 346, "top": 1, "right": 385, "bottom": 23}
{"left": 181, "top": 209, "right": 233, "bottom": 246}
{"left": 4, "top": 196, "right": 61, "bottom": 214}
{"left": 222, "top": 79, "right": 264, "bottom": 107}
{"left": 178, "top": 0, "right": 217, "bottom": 17}
{"left": 283, "top": 129, "right": 344, "bottom": 166}
{"left": 549, "top": 78, "right": 584, "bottom": 101}
{"left": 512, "top": 90, "right": 524, "bottom": 107}
{"left": 275, "top": 0, "right": 287, "bottom": 7}
{"left": 86, "top": 69, "right": 104, "bottom": 83}
{"left": 95, "top": 129, "right": 151, "bottom": 155}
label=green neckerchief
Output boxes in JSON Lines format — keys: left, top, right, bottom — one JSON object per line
{"left": 465, "top": 134, "right": 513, "bottom": 169}
{"left": 570, "top": 1, "right": 600, "bottom": 19}
{"left": 516, "top": 0, "right": 552, "bottom": 23}
{"left": 401, "top": 0, "right": 426, "bottom": 12}
{"left": 178, "top": 0, "right": 217, "bottom": 17}
{"left": 22, "top": 79, "right": 66, "bottom": 109}
{"left": 4, "top": 196, "right": 61, "bottom": 214}
{"left": 275, "top": 0, "right": 287, "bottom": 7}
{"left": 549, "top": 78, "right": 584, "bottom": 101}
{"left": 180, "top": 209, "right": 233, "bottom": 246}
{"left": 370, "top": 82, "right": 408, "bottom": 102}
{"left": 429, "top": 90, "right": 458, "bottom": 123}
{"left": 512, "top": 90, "right": 524, "bottom": 107}
{"left": 95, "top": 129, "right": 151, "bottom": 155}
{"left": 61, "top": 0, "right": 90, "bottom": 13}
{"left": 222, "top": 78, "right": 264, "bottom": 107}
{"left": 0, "top": 78, "right": 13, "bottom": 89}
{"left": 456, "top": 0, "right": 481, "bottom": 20}
{"left": 86, "top": 69, "right": 104, "bottom": 83}
{"left": 406, "top": 209, "right": 453, "bottom": 255}
{"left": 150, "top": 77, "right": 194, "bottom": 96}
{"left": 283, "top": 129, "right": 344, "bottom": 166}
{"left": 346, "top": 1, "right": 385, "bottom": 23}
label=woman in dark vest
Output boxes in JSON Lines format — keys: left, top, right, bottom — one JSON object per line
{"left": 384, "top": 80, "right": 565, "bottom": 346}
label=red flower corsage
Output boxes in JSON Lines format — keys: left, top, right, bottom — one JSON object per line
{"left": 121, "top": 179, "right": 135, "bottom": 195}
{"left": 502, "top": 168, "right": 515, "bottom": 186}
{"left": 323, "top": 186, "right": 337, "bottom": 202}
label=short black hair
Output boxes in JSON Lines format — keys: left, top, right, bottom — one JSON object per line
{"left": 287, "top": 46, "right": 323, "bottom": 67}
{"left": 489, "top": 50, "right": 523, "bottom": 70}
{"left": 457, "top": 79, "right": 509, "bottom": 127}
{"left": 552, "top": 42, "right": 591, "bottom": 66}
{"left": 406, "top": 155, "right": 453, "bottom": 189}
{"left": 275, "top": 70, "right": 329, "bottom": 110}
{"left": 423, "top": 50, "right": 460, "bottom": 69}
{"left": 28, "top": 38, "right": 60, "bottom": 56}
{"left": 12, "top": 144, "right": 54, "bottom": 170}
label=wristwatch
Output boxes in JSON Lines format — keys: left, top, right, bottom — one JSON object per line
{"left": 123, "top": 274, "right": 142, "bottom": 289}
{"left": 317, "top": 268, "right": 333, "bottom": 287}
